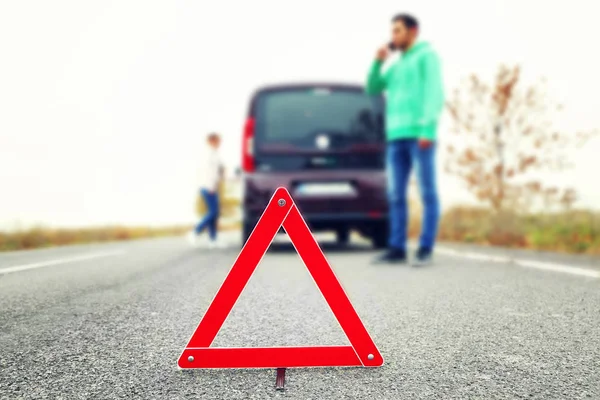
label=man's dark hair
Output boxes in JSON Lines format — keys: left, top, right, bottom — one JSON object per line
{"left": 392, "top": 13, "right": 419, "bottom": 30}
{"left": 207, "top": 132, "right": 220, "bottom": 141}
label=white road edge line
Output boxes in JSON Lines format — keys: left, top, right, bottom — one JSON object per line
{"left": 0, "top": 250, "right": 126, "bottom": 275}
{"left": 516, "top": 259, "right": 600, "bottom": 278}
{"left": 436, "top": 247, "right": 600, "bottom": 278}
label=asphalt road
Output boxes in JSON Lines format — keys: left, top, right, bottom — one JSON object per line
{"left": 1, "top": 232, "right": 599, "bottom": 399}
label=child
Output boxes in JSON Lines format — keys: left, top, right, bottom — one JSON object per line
{"left": 187, "top": 132, "right": 225, "bottom": 248}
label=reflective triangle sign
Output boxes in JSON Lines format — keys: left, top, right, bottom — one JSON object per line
{"left": 178, "top": 187, "right": 383, "bottom": 369}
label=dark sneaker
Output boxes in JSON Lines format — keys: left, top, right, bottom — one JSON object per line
{"left": 413, "top": 247, "right": 433, "bottom": 266}
{"left": 373, "top": 248, "right": 407, "bottom": 264}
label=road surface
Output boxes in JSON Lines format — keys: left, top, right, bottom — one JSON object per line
{"left": 1, "top": 233, "right": 599, "bottom": 399}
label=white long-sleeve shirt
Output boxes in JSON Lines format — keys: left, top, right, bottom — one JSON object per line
{"left": 198, "top": 147, "right": 223, "bottom": 192}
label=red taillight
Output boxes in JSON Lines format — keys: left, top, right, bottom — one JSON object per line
{"left": 242, "top": 118, "right": 255, "bottom": 172}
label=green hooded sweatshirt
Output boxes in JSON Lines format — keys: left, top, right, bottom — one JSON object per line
{"left": 366, "top": 41, "right": 444, "bottom": 142}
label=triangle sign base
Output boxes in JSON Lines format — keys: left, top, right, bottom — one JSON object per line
{"left": 181, "top": 346, "right": 361, "bottom": 369}
{"left": 178, "top": 187, "right": 383, "bottom": 369}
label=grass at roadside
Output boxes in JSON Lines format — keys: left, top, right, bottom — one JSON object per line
{"left": 0, "top": 221, "right": 242, "bottom": 252}
{"left": 2, "top": 207, "right": 598, "bottom": 255}
{"left": 410, "top": 207, "right": 600, "bottom": 255}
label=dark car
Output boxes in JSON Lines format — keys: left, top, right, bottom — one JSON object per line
{"left": 240, "top": 83, "right": 388, "bottom": 248}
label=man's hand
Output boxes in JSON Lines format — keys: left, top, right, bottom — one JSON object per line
{"left": 418, "top": 138, "right": 433, "bottom": 149}
{"left": 376, "top": 45, "right": 389, "bottom": 62}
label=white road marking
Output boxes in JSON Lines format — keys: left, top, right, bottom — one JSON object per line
{"left": 437, "top": 248, "right": 512, "bottom": 263}
{"left": 0, "top": 250, "right": 126, "bottom": 275}
{"left": 437, "top": 247, "right": 600, "bottom": 278}
{"left": 515, "top": 259, "right": 600, "bottom": 278}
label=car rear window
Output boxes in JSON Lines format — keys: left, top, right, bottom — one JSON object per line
{"left": 254, "top": 88, "right": 384, "bottom": 147}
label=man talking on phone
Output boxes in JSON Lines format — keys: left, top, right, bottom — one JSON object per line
{"left": 366, "top": 13, "right": 444, "bottom": 266}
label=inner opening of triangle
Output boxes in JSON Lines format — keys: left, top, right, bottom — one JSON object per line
{"left": 210, "top": 230, "right": 352, "bottom": 348}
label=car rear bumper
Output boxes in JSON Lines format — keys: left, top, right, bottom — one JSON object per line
{"left": 242, "top": 211, "right": 387, "bottom": 233}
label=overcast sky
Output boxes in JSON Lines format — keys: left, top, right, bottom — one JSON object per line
{"left": 1, "top": 0, "right": 599, "bottom": 229}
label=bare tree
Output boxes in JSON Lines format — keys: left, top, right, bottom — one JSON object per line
{"left": 445, "top": 65, "right": 596, "bottom": 213}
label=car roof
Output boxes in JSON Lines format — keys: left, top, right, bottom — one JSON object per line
{"left": 252, "top": 82, "right": 365, "bottom": 94}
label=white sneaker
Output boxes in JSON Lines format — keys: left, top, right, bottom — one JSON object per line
{"left": 186, "top": 231, "right": 199, "bottom": 247}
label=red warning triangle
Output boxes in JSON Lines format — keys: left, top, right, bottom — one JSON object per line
{"left": 178, "top": 187, "right": 383, "bottom": 369}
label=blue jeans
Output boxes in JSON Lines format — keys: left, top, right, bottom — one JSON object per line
{"left": 386, "top": 139, "right": 440, "bottom": 251}
{"left": 194, "top": 188, "right": 219, "bottom": 240}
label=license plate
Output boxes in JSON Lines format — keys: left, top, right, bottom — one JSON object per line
{"left": 296, "top": 182, "right": 356, "bottom": 197}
